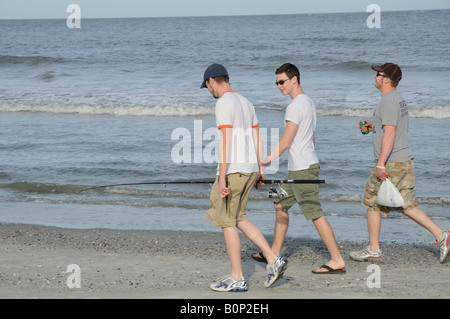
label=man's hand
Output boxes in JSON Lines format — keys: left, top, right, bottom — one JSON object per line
{"left": 359, "top": 120, "right": 373, "bottom": 133}
{"left": 218, "top": 176, "right": 230, "bottom": 198}
{"left": 261, "top": 156, "right": 271, "bottom": 168}
{"left": 376, "top": 166, "right": 389, "bottom": 181}
{"left": 255, "top": 173, "right": 265, "bottom": 190}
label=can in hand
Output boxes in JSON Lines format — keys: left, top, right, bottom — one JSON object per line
{"left": 359, "top": 121, "right": 370, "bottom": 135}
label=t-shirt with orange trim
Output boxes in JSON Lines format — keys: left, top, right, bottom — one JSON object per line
{"left": 215, "top": 91, "right": 260, "bottom": 175}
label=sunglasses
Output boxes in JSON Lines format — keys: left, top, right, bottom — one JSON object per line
{"left": 275, "top": 77, "right": 293, "bottom": 86}
{"left": 376, "top": 72, "right": 388, "bottom": 78}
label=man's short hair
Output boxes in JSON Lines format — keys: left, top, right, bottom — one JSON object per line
{"left": 390, "top": 80, "right": 400, "bottom": 88}
{"left": 276, "top": 63, "right": 300, "bottom": 84}
{"left": 211, "top": 75, "right": 229, "bottom": 85}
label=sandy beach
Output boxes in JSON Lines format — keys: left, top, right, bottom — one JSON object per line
{"left": 0, "top": 223, "right": 448, "bottom": 300}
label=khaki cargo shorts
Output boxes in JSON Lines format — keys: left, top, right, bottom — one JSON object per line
{"left": 363, "top": 160, "right": 418, "bottom": 215}
{"left": 275, "top": 164, "right": 324, "bottom": 221}
{"left": 206, "top": 172, "right": 259, "bottom": 228}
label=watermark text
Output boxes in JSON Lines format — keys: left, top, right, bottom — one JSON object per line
{"left": 366, "top": 4, "right": 381, "bottom": 28}
{"left": 66, "top": 4, "right": 81, "bottom": 29}
{"left": 366, "top": 264, "right": 381, "bottom": 288}
{"left": 66, "top": 264, "right": 81, "bottom": 289}
{"left": 171, "top": 120, "right": 280, "bottom": 174}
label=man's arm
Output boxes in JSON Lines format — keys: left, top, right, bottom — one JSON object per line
{"left": 252, "top": 126, "right": 265, "bottom": 188}
{"left": 263, "top": 120, "right": 298, "bottom": 166}
{"left": 252, "top": 126, "right": 264, "bottom": 171}
{"left": 218, "top": 126, "right": 231, "bottom": 198}
{"left": 377, "top": 125, "right": 396, "bottom": 180}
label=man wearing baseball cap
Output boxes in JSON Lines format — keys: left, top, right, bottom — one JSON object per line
{"left": 200, "top": 63, "right": 229, "bottom": 90}
{"left": 371, "top": 62, "right": 403, "bottom": 85}
{"left": 351, "top": 63, "right": 449, "bottom": 264}
{"left": 201, "top": 63, "right": 288, "bottom": 292}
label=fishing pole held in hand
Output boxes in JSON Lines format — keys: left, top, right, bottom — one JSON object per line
{"left": 79, "top": 178, "right": 325, "bottom": 193}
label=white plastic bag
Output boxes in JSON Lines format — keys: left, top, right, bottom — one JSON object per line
{"left": 377, "top": 178, "right": 406, "bottom": 207}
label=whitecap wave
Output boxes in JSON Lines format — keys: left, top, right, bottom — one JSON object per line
{"left": 316, "top": 106, "right": 450, "bottom": 119}
{"left": 0, "top": 103, "right": 215, "bottom": 117}
{"left": 1, "top": 103, "right": 448, "bottom": 119}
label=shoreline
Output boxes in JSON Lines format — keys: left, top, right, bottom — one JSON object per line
{"left": 0, "top": 223, "right": 448, "bottom": 299}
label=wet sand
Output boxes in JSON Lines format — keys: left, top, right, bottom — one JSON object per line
{"left": 0, "top": 223, "right": 448, "bottom": 299}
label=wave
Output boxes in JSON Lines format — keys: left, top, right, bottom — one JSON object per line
{"left": 0, "top": 103, "right": 215, "bottom": 117}
{"left": 0, "top": 182, "right": 85, "bottom": 194}
{"left": 0, "top": 54, "right": 69, "bottom": 66}
{"left": 2, "top": 182, "right": 449, "bottom": 206}
{"left": 1, "top": 102, "right": 449, "bottom": 119}
{"left": 0, "top": 182, "right": 211, "bottom": 198}
{"left": 316, "top": 107, "right": 373, "bottom": 117}
{"left": 35, "top": 71, "right": 56, "bottom": 82}
{"left": 323, "top": 60, "right": 450, "bottom": 73}
{"left": 316, "top": 106, "right": 450, "bottom": 119}
{"left": 0, "top": 172, "right": 10, "bottom": 179}
{"left": 408, "top": 106, "right": 450, "bottom": 119}
{"left": 330, "top": 60, "right": 372, "bottom": 71}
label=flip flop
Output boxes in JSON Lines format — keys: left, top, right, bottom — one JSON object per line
{"left": 312, "top": 265, "right": 346, "bottom": 275}
{"left": 251, "top": 252, "right": 267, "bottom": 264}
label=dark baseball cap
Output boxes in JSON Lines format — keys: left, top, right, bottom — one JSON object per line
{"left": 371, "top": 63, "right": 402, "bottom": 82}
{"left": 200, "top": 64, "right": 228, "bottom": 89}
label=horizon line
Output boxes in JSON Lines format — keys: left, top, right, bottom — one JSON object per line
{"left": 0, "top": 8, "right": 448, "bottom": 21}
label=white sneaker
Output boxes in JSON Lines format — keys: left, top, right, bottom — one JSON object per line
{"left": 265, "top": 256, "right": 288, "bottom": 288}
{"left": 210, "top": 275, "right": 248, "bottom": 292}
{"left": 437, "top": 230, "right": 450, "bottom": 263}
{"left": 350, "top": 246, "right": 383, "bottom": 262}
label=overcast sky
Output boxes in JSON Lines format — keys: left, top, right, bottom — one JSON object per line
{"left": 0, "top": 0, "right": 449, "bottom": 19}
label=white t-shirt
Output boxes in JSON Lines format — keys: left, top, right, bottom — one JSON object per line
{"left": 284, "top": 94, "right": 319, "bottom": 171}
{"left": 215, "top": 91, "right": 260, "bottom": 175}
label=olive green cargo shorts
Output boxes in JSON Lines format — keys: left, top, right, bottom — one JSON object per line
{"left": 275, "top": 164, "right": 324, "bottom": 220}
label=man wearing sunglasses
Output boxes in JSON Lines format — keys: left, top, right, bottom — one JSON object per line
{"left": 252, "top": 63, "right": 346, "bottom": 274}
{"left": 351, "top": 63, "right": 449, "bottom": 263}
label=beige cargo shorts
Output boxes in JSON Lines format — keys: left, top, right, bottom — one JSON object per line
{"left": 363, "top": 160, "right": 418, "bottom": 215}
{"left": 206, "top": 172, "right": 259, "bottom": 228}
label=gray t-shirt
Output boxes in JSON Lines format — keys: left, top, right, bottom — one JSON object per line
{"left": 372, "top": 90, "right": 414, "bottom": 163}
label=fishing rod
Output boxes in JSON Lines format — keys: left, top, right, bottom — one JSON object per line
{"left": 263, "top": 179, "right": 325, "bottom": 185}
{"left": 79, "top": 179, "right": 325, "bottom": 193}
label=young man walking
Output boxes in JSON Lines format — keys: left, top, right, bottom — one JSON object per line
{"left": 350, "top": 63, "right": 449, "bottom": 263}
{"left": 201, "top": 63, "right": 288, "bottom": 292}
{"left": 253, "top": 63, "right": 346, "bottom": 274}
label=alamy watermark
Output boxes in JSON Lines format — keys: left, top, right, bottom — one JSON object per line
{"left": 62, "top": 264, "right": 381, "bottom": 291}
{"left": 66, "top": 4, "right": 81, "bottom": 29}
{"left": 366, "top": 264, "right": 381, "bottom": 288}
{"left": 366, "top": 4, "right": 381, "bottom": 29}
{"left": 66, "top": 264, "right": 81, "bottom": 289}
{"left": 170, "top": 120, "right": 280, "bottom": 174}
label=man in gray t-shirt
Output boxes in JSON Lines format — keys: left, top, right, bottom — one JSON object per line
{"left": 350, "top": 63, "right": 449, "bottom": 264}
{"left": 372, "top": 90, "right": 414, "bottom": 163}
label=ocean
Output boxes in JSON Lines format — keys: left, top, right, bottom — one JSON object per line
{"left": 1, "top": 10, "right": 449, "bottom": 244}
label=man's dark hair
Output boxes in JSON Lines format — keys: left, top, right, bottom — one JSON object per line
{"left": 276, "top": 63, "right": 300, "bottom": 84}
{"left": 208, "top": 75, "right": 229, "bottom": 86}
